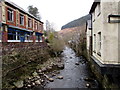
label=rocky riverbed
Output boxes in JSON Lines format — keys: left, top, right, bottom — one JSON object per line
{"left": 44, "top": 46, "right": 100, "bottom": 89}
{"left": 13, "top": 57, "right": 65, "bottom": 89}
{"left": 13, "top": 46, "right": 100, "bottom": 89}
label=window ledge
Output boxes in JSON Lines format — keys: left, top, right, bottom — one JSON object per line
{"left": 93, "top": 19, "right": 95, "bottom": 22}
{"left": 24, "top": 40, "right": 33, "bottom": 42}
{"left": 8, "top": 40, "right": 21, "bottom": 42}
{"left": 7, "top": 21, "right": 14, "bottom": 23}
{"left": 93, "top": 50, "right": 96, "bottom": 53}
{"left": 97, "top": 52, "right": 101, "bottom": 56}
{"left": 97, "top": 12, "right": 101, "bottom": 17}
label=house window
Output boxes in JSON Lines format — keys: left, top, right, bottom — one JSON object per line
{"left": 7, "top": 8, "right": 14, "bottom": 22}
{"left": 36, "top": 35, "right": 42, "bottom": 42}
{"left": 94, "top": 34, "right": 96, "bottom": 53}
{"left": 20, "top": 14, "right": 24, "bottom": 25}
{"left": 98, "top": 32, "right": 101, "bottom": 56}
{"left": 28, "top": 18, "right": 32, "bottom": 28}
{"left": 8, "top": 29, "right": 16, "bottom": 40}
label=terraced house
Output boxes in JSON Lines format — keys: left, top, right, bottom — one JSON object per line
{"left": 88, "top": 0, "right": 120, "bottom": 88}
{"left": 0, "top": 0, "right": 44, "bottom": 43}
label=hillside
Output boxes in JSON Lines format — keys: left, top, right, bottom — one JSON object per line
{"left": 61, "top": 14, "right": 91, "bottom": 30}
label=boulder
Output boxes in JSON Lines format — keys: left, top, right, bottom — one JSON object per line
{"left": 35, "top": 80, "right": 41, "bottom": 85}
{"left": 32, "top": 71, "right": 38, "bottom": 77}
{"left": 41, "top": 67, "right": 47, "bottom": 72}
{"left": 52, "top": 73, "right": 56, "bottom": 77}
{"left": 47, "top": 66, "right": 52, "bottom": 70}
{"left": 57, "top": 64, "right": 64, "bottom": 69}
{"left": 86, "top": 83, "right": 91, "bottom": 88}
{"left": 27, "top": 84, "right": 31, "bottom": 87}
{"left": 75, "top": 62, "right": 79, "bottom": 65}
{"left": 38, "top": 70, "right": 42, "bottom": 73}
{"left": 13, "top": 80, "right": 24, "bottom": 88}
{"left": 40, "top": 79, "right": 44, "bottom": 83}
{"left": 57, "top": 76, "right": 63, "bottom": 79}
{"left": 48, "top": 78, "right": 54, "bottom": 82}
{"left": 32, "top": 82, "right": 35, "bottom": 86}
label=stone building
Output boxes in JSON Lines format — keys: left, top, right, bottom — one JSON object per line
{"left": 88, "top": 0, "right": 120, "bottom": 88}
{"left": 0, "top": 0, "right": 44, "bottom": 43}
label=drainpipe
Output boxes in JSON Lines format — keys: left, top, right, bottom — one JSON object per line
{"left": 90, "top": 13, "right": 93, "bottom": 56}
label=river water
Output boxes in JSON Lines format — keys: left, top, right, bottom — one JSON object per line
{"left": 45, "top": 46, "right": 99, "bottom": 89}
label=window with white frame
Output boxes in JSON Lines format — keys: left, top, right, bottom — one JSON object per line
{"left": 94, "top": 34, "right": 96, "bottom": 52}
{"left": 28, "top": 18, "right": 32, "bottom": 28}
{"left": 7, "top": 8, "right": 14, "bottom": 22}
{"left": 20, "top": 14, "right": 24, "bottom": 25}
{"left": 98, "top": 32, "right": 101, "bottom": 53}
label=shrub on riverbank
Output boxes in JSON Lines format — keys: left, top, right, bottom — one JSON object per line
{"left": 46, "top": 32, "right": 65, "bottom": 57}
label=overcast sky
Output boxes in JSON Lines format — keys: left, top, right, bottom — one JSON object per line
{"left": 11, "top": 0, "right": 94, "bottom": 31}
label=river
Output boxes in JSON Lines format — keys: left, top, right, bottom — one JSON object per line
{"left": 44, "top": 46, "right": 99, "bottom": 89}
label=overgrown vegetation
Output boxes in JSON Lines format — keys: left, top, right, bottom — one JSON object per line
{"left": 47, "top": 32, "right": 65, "bottom": 57}
{"left": 60, "top": 24, "right": 87, "bottom": 58}
{"left": 2, "top": 43, "right": 50, "bottom": 88}
{"left": 45, "top": 20, "right": 65, "bottom": 57}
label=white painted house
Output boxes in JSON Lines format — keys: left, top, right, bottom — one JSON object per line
{"left": 90, "top": 0, "right": 120, "bottom": 65}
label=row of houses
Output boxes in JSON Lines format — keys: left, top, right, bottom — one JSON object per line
{"left": 0, "top": 0, "right": 44, "bottom": 43}
{"left": 86, "top": 0, "right": 120, "bottom": 88}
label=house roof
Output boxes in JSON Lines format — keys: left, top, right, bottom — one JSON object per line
{"left": 89, "top": 0, "right": 101, "bottom": 13}
{"left": 3, "top": 0, "right": 43, "bottom": 24}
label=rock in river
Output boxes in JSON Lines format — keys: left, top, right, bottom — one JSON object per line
{"left": 57, "top": 64, "right": 64, "bottom": 69}
{"left": 75, "top": 62, "right": 79, "bottom": 65}
{"left": 86, "top": 83, "right": 91, "bottom": 88}
{"left": 48, "top": 78, "right": 54, "bottom": 82}
{"left": 35, "top": 80, "right": 41, "bottom": 85}
{"left": 57, "top": 76, "right": 64, "bottom": 79}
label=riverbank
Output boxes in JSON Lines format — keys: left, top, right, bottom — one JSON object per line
{"left": 2, "top": 42, "right": 64, "bottom": 89}
{"left": 16, "top": 57, "right": 64, "bottom": 89}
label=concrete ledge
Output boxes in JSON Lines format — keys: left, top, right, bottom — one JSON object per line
{"left": 91, "top": 56, "right": 120, "bottom": 76}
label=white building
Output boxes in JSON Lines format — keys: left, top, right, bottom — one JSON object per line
{"left": 89, "top": 0, "right": 120, "bottom": 88}
{"left": 90, "top": 0, "right": 120, "bottom": 65}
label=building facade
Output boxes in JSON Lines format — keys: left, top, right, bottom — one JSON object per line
{"left": 90, "top": 0, "right": 120, "bottom": 65}
{"left": 88, "top": 0, "right": 120, "bottom": 88}
{"left": 0, "top": 0, "right": 44, "bottom": 43}
{"left": 86, "top": 20, "right": 92, "bottom": 56}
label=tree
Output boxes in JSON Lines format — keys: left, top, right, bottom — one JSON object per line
{"left": 45, "top": 20, "right": 55, "bottom": 33}
{"left": 28, "top": 5, "right": 41, "bottom": 20}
